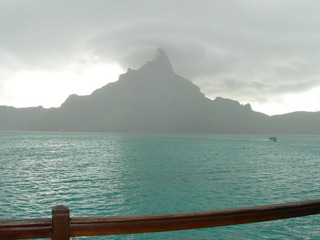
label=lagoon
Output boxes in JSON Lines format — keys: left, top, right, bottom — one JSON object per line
{"left": 1, "top": 132, "right": 319, "bottom": 239}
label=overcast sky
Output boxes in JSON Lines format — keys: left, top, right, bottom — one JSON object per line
{"left": 1, "top": 0, "right": 319, "bottom": 115}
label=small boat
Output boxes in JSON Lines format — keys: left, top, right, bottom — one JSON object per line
{"left": 269, "top": 136, "right": 277, "bottom": 142}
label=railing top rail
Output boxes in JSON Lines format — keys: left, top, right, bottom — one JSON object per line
{"left": 0, "top": 218, "right": 52, "bottom": 240}
{"left": 0, "top": 218, "right": 51, "bottom": 227}
{"left": 70, "top": 199, "right": 320, "bottom": 236}
{"left": 72, "top": 198, "right": 320, "bottom": 223}
{"left": 1, "top": 199, "right": 320, "bottom": 239}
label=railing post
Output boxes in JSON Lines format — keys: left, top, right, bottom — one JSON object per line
{"left": 52, "top": 205, "right": 70, "bottom": 240}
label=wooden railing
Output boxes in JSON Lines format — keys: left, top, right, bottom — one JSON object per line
{"left": 1, "top": 199, "right": 320, "bottom": 239}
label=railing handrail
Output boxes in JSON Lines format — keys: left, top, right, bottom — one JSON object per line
{"left": 1, "top": 199, "right": 320, "bottom": 239}
{"left": 0, "top": 218, "right": 52, "bottom": 239}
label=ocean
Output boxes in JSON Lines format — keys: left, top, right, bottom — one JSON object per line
{"left": 1, "top": 132, "right": 320, "bottom": 239}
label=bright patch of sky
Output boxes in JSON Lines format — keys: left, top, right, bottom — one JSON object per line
{"left": 1, "top": 62, "right": 123, "bottom": 108}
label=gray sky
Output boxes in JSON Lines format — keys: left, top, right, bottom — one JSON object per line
{"left": 1, "top": 0, "right": 319, "bottom": 115}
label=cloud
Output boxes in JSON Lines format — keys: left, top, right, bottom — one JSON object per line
{"left": 0, "top": 0, "right": 319, "bottom": 114}
{"left": 84, "top": 1, "right": 320, "bottom": 83}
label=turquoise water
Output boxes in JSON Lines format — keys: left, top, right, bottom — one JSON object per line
{"left": 1, "top": 132, "right": 320, "bottom": 239}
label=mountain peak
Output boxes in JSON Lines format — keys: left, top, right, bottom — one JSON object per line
{"left": 156, "top": 48, "right": 170, "bottom": 62}
{"left": 118, "top": 48, "right": 176, "bottom": 84}
{"left": 144, "top": 48, "right": 174, "bottom": 74}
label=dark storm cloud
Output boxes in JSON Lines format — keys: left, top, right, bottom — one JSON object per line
{"left": 0, "top": 0, "right": 319, "bottom": 112}
{"left": 83, "top": 0, "right": 320, "bottom": 101}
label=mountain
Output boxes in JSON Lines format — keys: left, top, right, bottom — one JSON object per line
{"left": 0, "top": 49, "right": 319, "bottom": 134}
